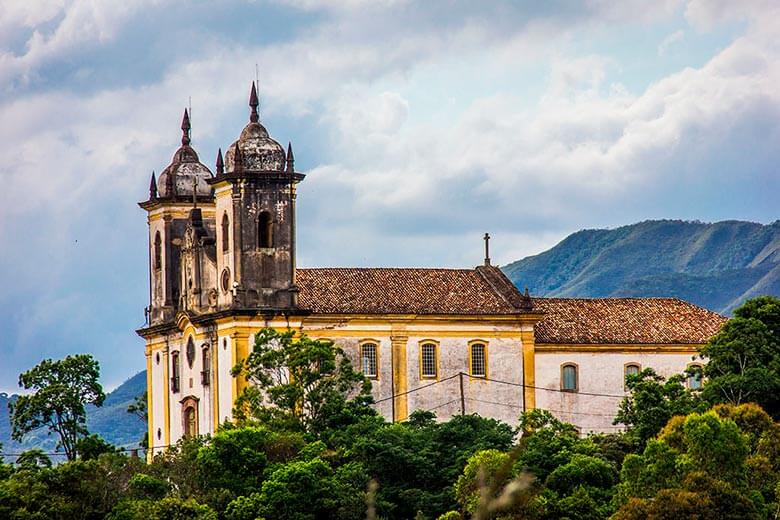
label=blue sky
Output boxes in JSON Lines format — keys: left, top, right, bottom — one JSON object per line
{"left": 1, "top": 0, "right": 778, "bottom": 392}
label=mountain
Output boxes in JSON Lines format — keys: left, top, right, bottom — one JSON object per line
{"left": 503, "top": 220, "right": 780, "bottom": 315}
{"left": 1, "top": 371, "right": 146, "bottom": 460}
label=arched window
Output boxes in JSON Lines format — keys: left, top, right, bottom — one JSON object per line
{"left": 561, "top": 363, "right": 578, "bottom": 392}
{"left": 361, "top": 343, "right": 378, "bottom": 379}
{"left": 258, "top": 211, "right": 273, "bottom": 248}
{"left": 420, "top": 342, "right": 438, "bottom": 379}
{"left": 687, "top": 364, "right": 703, "bottom": 390}
{"left": 154, "top": 231, "right": 162, "bottom": 270}
{"left": 221, "top": 214, "right": 230, "bottom": 253}
{"left": 171, "top": 352, "right": 181, "bottom": 393}
{"left": 201, "top": 346, "right": 211, "bottom": 386}
{"left": 183, "top": 406, "right": 198, "bottom": 438}
{"left": 624, "top": 363, "right": 641, "bottom": 390}
{"left": 469, "top": 342, "right": 487, "bottom": 378}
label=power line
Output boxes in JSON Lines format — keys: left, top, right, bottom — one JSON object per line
{"left": 374, "top": 372, "right": 460, "bottom": 404}
{"left": 465, "top": 397, "right": 619, "bottom": 418}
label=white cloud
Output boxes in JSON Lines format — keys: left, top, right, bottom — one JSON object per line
{"left": 658, "top": 29, "right": 685, "bottom": 55}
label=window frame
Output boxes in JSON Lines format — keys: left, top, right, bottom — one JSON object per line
{"left": 171, "top": 351, "right": 181, "bottom": 393}
{"left": 359, "top": 340, "right": 380, "bottom": 379}
{"left": 201, "top": 345, "right": 211, "bottom": 387}
{"left": 154, "top": 231, "right": 162, "bottom": 270}
{"left": 258, "top": 211, "right": 273, "bottom": 248}
{"left": 221, "top": 213, "right": 230, "bottom": 253}
{"left": 419, "top": 341, "right": 439, "bottom": 380}
{"left": 624, "top": 362, "right": 641, "bottom": 391}
{"left": 560, "top": 362, "right": 579, "bottom": 392}
{"left": 686, "top": 363, "right": 704, "bottom": 390}
{"left": 468, "top": 340, "right": 488, "bottom": 378}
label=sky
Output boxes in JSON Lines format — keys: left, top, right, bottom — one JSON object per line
{"left": 1, "top": 0, "right": 779, "bottom": 393}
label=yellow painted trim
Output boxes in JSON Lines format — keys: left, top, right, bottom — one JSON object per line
{"left": 418, "top": 339, "right": 440, "bottom": 381}
{"left": 148, "top": 208, "right": 216, "bottom": 221}
{"left": 145, "top": 352, "right": 153, "bottom": 460}
{"left": 468, "top": 340, "right": 488, "bottom": 379}
{"left": 358, "top": 339, "right": 381, "bottom": 380}
{"left": 521, "top": 330, "right": 536, "bottom": 410}
{"left": 391, "top": 335, "right": 408, "bottom": 422}
{"left": 305, "top": 329, "right": 526, "bottom": 339}
{"left": 302, "top": 313, "right": 536, "bottom": 324}
{"left": 535, "top": 343, "right": 702, "bottom": 353}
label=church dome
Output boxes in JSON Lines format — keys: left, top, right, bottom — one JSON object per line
{"left": 224, "top": 83, "right": 286, "bottom": 173}
{"left": 157, "top": 109, "right": 214, "bottom": 198}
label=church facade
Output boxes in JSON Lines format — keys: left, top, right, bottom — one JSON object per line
{"left": 137, "top": 84, "right": 725, "bottom": 452}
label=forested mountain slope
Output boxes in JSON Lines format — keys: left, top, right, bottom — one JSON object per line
{"left": 503, "top": 220, "right": 780, "bottom": 314}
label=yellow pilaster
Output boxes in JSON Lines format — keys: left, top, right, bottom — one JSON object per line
{"left": 520, "top": 329, "right": 536, "bottom": 410}
{"left": 232, "top": 331, "right": 250, "bottom": 403}
{"left": 391, "top": 335, "right": 408, "bottom": 422}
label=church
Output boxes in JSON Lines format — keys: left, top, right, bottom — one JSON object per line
{"left": 137, "top": 84, "right": 726, "bottom": 451}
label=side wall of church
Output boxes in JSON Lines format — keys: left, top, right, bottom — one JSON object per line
{"left": 534, "top": 349, "right": 700, "bottom": 434}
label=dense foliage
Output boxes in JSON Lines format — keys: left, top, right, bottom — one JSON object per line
{"left": 1, "top": 297, "right": 779, "bottom": 518}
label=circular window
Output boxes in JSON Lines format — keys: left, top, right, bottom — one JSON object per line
{"left": 221, "top": 268, "right": 231, "bottom": 292}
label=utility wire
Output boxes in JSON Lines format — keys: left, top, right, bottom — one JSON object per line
{"left": 465, "top": 397, "right": 619, "bottom": 418}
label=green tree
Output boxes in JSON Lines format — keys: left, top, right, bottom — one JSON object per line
{"left": 614, "top": 408, "right": 764, "bottom": 517}
{"left": 231, "top": 329, "right": 373, "bottom": 434}
{"left": 127, "top": 391, "right": 149, "bottom": 449}
{"left": 614, "top": 368, "right": 704, "bottom": 444}
{"left": 699, "top": 296, "right": 780, "bottom": 416}
{"left": 10, "top": 354, "right": 106, "bottom": 460}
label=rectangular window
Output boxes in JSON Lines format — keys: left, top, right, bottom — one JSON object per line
{"left": 470, "top": 343, "right": 486, "bottom": 377}
{"left": 562, "top": 364, "right": 577, "bottom": 392}
{"left": 361, "top": 343, "right": 378, "bottom": 378}
{"left": 421, "top": 343, "right": 438, "bottom": 379}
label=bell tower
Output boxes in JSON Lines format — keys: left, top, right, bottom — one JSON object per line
{"left": 139, "top": 109, "right": 215, "bottom": 325}
{"left": 209, "top": 83, "right": 305, "bottom": 311}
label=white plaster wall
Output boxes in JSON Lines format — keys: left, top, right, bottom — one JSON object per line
{"left": 332, "top": 336, "right": 393, "bottom": 420}
{"left": 218, "top": 335, "right": 233, "bottom": 424}
{"left": 405, "top": 336, "right": 524, "bottom": 425}
{"left": 535, "top": 351, "right": 698, "bottom": 434}
{"left": 150, "top": 348, "right": 166, "bottom": 453}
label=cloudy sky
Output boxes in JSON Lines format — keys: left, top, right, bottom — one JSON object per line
{"left": 1, "top": 0, "right": 778, "bottom": 392}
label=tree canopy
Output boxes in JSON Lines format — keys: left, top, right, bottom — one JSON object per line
{"left": 9, "top": 354, "right": 106, "bottom": 460}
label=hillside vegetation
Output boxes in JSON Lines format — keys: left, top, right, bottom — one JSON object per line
{"left": 503, "top": 220, "right": 780, "bottom": 314}
{"left": 0, "top": 371, "right": 146, "bottom": 458}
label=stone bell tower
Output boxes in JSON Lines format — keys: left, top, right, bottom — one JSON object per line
{"left": 209, "top": 83, "right": 305, "bottom": 311}
{"left": 139, "top": 109, "right": 215, "bottom": 325}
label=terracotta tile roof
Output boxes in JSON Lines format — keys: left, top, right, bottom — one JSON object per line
{"left": 532, "top": 297, "right": 726, "bottom": 344}
{"left": 296, "top": 266, "right": 531, "bottom": 315}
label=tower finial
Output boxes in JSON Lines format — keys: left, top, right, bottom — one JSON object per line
{"left": 483, "top": 232, "right": 491, "bottom": 266}
{"left": 216, "top": 148, "right": 224, "bottom": 175}
{"left": 249, "top": 82, "right": 259, "bottom": 123}
{"left": 286, "top": 142, "right": 294, "bottom": 173}
{"left": 149, "top": 171, "right": 157, "bottom": 199}
{"left": 181, "top": 108, "right": 191, "bottom": 146}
